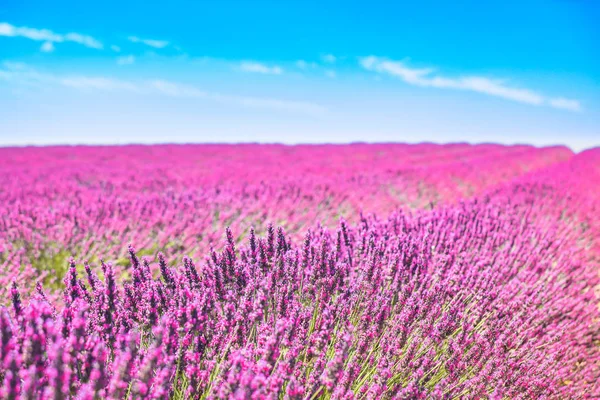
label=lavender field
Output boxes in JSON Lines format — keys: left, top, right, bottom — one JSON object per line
{"left": 0, "top": 143, "right": 599, "bottom": 399}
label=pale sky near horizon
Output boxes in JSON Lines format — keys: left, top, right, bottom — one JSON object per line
{"left": 1, "top": 0, "right": 598, "bottom": 151}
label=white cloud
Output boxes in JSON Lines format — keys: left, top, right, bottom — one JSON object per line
{"left": 59, "top": 76, "right": 140, "bottom": 92}
{"left": 64, "top": 33, "right": 102, "bottom": 49}
{"left": 321, "top": 54, "right": 336, "bottom": 63}
{"left": 117, "top": 55, "right": 135, "bottom": 65}
{"left": 150, "top": 80, "right": 207, "bottom": 97}
{"left": 40, "top": 41, "right": 54, "bottom": 53}
{"left": 458, "top": 76, "right": 543, "bottom": 105}
{"left": 3, "top": 61, "right": 33, "bottom": 71}
{"left": 0, "top": 62, "right": 325, "bottom": 116}
{"left": 0, "top": 23, "right": 62, "bottom": 41}
{"left": 148, "top": 80, "right": 325, "bottom": 114}
{"left": 360, "top": 56, "right": 581, "bottom": 111}
{"left": 548, "top": 97, "right": 581, "bottom": 112}
{"left": 128, "top": 36, "right": 169, "bottom": 49}
{"left": 0, "top": 62, "right": 136, "bottom": 92}
{"left": 296, "top": 60, "right": 318, "bottom": 70}
{"left": 226, "top": 95, "right": 326, "bottom": 115}
{"left": 0, "top": 61, "right": 57, "bottom": 86}
{"left": 296, "top": 60, "right": 308, "bottom": 69}
{"left": 239, "top": 61, "right": 283, "bottom": 75}
{"left": 0, "top": 22, "right": 102, "bottom": 49}
{"left": 0, "top": 23, "right": 15, "bottom": 36}
{"left": 325, "top": 70, "right": 336, "bottom": 78}
{"left": 111, "top": 45, "right": 121, "bottom": 52}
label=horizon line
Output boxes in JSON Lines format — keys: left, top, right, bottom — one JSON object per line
{"left": 0, "top": 140, "right": 596, "bottom": 153}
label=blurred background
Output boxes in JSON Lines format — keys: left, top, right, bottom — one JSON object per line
{"left": 0, "top": 0, "right": 598, "bottom": 150}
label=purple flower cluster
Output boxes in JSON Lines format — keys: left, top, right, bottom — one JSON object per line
{"left": 1, "top": 181, "right": 599, "bottom": 398}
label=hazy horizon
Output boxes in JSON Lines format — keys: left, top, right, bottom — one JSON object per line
{"left": 0, "top": 139, "right": 596, "bottom": 153}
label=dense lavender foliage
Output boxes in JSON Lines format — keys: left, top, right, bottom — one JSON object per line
{"left": 0, "top": 144, "right": 599, "bottom": 399}
{"left": 0, "top": 144, "right": 571, "bottom": 296}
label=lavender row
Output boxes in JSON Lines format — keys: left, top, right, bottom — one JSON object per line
{"left": 0, "top": 144, "right": 571, "bottom": 297}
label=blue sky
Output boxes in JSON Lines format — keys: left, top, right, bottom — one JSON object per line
{"left": 0, "top": 0, "right": 598, "bottom": 150}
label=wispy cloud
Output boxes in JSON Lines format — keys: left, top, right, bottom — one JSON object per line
{"left": 325, "top": 70, "right": 336, "bottom": 79}
{"left": 360, "top": 56, "right": 581, "bottom": 112}
{"left": 321, "top": 54, "right": 336, "bottom": 64}
{"left": 296, "top": 60, "right": 318, "bottom": 70}
{"left": 296, "top": 60, "right": 308, "bottom": 69}
{"left": 128, "top": 36, "right": 169, "bottom": 49}
{"left": 0, "top": 62, "right": 325, "bottom": 116}
{"left": 218, "top": 94, "right": 325, "bottom": 115}
{"left": 111, "top": 45, "right": 121, "bottom": 52}
{"left": 0, "top": 22, "right": 103, "bottom": 49}
{"left": 149, "top": 79, "right": 324, "bottom": 114}
{"left": 149, "top": 80, "right": 207, "bottom": 97}
{"left": 40, "top": 41, "right": 54, "bottom": 53}
{"left": 548, "top": 97, "right": 581, "bottom": 112}
{"left": 116, "top": 55, "right": 135, "bottom": 66}
{"left": 239, "top": 61, "right": 283, "bottom": 75}
{"left": 0, "top": 63, "right": 139, "bottom": 92}
{"left": 64, "top": 33, "right": 103, "bottom": 49}
{"left": 59, "top": 76, "right": 140, "bottom": 92}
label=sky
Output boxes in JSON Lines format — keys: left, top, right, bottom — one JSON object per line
{"left": 0, "top": 0, "right": 598, "bottom": 151}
